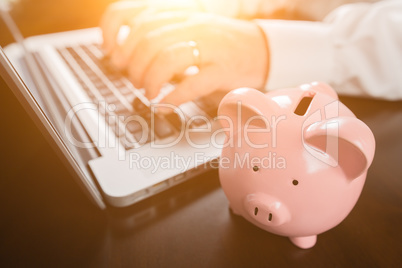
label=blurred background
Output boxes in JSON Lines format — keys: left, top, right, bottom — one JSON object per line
{"left": 0, "top": 0, "right": 114, "bottom": 45}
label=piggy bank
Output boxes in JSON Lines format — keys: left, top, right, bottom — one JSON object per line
{"left": 217, "top": 82, "right": 375, "bottom": 249}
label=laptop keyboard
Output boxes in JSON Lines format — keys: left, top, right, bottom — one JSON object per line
{"left": 56, "top": 43, "right": 223, "bottom": 150}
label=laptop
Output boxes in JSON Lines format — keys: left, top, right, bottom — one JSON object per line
{"left": 0, "top": 9, "right": 225, "bottom": 209}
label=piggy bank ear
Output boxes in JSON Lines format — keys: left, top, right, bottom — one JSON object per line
{"left": 218, "top": 88, "right": 271, "bottom": 133}
{"left": 301, "top": 82, "right": 338, "bottom": 100}
{"left": 303, "top": 117, "right": 375, "bottom": 179}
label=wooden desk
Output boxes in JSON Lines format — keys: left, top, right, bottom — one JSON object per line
{"left": 1, "top": 1, "right": 401, "bottom": 266}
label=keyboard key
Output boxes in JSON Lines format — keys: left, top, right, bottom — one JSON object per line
{"left": 112, "top": 124, "right": 124, "bottom": 137}
{"left": 85, "top": 90, "right": 94, "bottom": 100}
{"left": 113, "top": 102, "right": 127, "bottom": 114}
{"left": 105, "top": 94, "right": 118, "bottom": 104}
{"left": 112, "top": 80, "right": 124, "bottom": 88}
{"left": 119, "top": 87, "right": 132, "bottom": 95}
{"left": 189, "top": 117, "right": 208, "bottom": 128}
{"left": 106, "top": 114, "right": 118, "bottom": 126}
{"left": 98, "top": 87, "right": 111, "bottom": 96}
{"left": 122, "top": 134, "right": 136, "bottom": 150}
{"left": 125, "top": 94, "right": 135, "bottom": 105}
{"left": 133, "top": 130, "right": 151, "bottom": 144}
{"left": 123, "top": 143, "right": 135, "bottom": 150}
{"left": 132, "top": 97, "right": 148, "bottom": 112}
{"left": 93, "top": 80, "right": 106, "bottom": 89}
{"left": 115, "top": 110, "right": 132, "bottom": 121}
{"left": 193, "top": 98, "right": 215, "bottom": 118}
{"left": 164, "top": 111, "right": 185, "bottom": 131}
{"left": 140, "top": 110, "right": 152, "bottom": 122}
{"left": 125, "top": 119, "right": 143, "bottom": 134}
{"left": 153, "top": 116, "right": 174, "bottom": 139}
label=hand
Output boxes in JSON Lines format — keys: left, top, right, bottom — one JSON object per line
{"left": 108, "top": 12, "right": 269, "bottom": 105}
{"left": 100, "top": 0, "right": 200, "bottom": 55}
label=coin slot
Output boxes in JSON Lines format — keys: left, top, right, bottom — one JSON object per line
{"left": 294, "top": 94, "right": 314, "bottom": 116}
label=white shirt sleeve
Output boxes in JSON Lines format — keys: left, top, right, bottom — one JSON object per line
{"left": 256, "top": 0, "right": 402, "bottom": 100}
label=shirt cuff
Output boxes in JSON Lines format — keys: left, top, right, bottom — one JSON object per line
{"left": 254, "top": 19, "right": 334, "bottom": 90}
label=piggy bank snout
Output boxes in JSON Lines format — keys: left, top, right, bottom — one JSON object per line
{"left": 244, "top": 194, "right": 291, "bottom": 227}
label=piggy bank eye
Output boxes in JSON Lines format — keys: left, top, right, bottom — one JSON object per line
{"left": 292, "top": 179, "right": 299, "bottom": 186}
{"left": 253, "top": 166, "right": 259, "bottom": 172}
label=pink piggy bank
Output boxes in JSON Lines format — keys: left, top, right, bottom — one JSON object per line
{"left": 217, "top": 82, "right": 375, "bottom": 249}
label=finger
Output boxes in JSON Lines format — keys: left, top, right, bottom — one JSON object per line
{"left": 100, "top": 1, "right": 147, "bottom": 54}
{"left": 142, "top": 41, "right": 199, "bottom": 99}
{"left": 128, "top": 22, "right": 203, "bottom": 89}
{"left": 161, "top": 65, "right": 223, "bottom": 106}
{"left": 111, "top": 11, "right": 191, "bottom": 69}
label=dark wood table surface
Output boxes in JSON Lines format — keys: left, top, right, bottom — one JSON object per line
{"left": 1, "top": 1, "right": 401, "bottom": 267}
